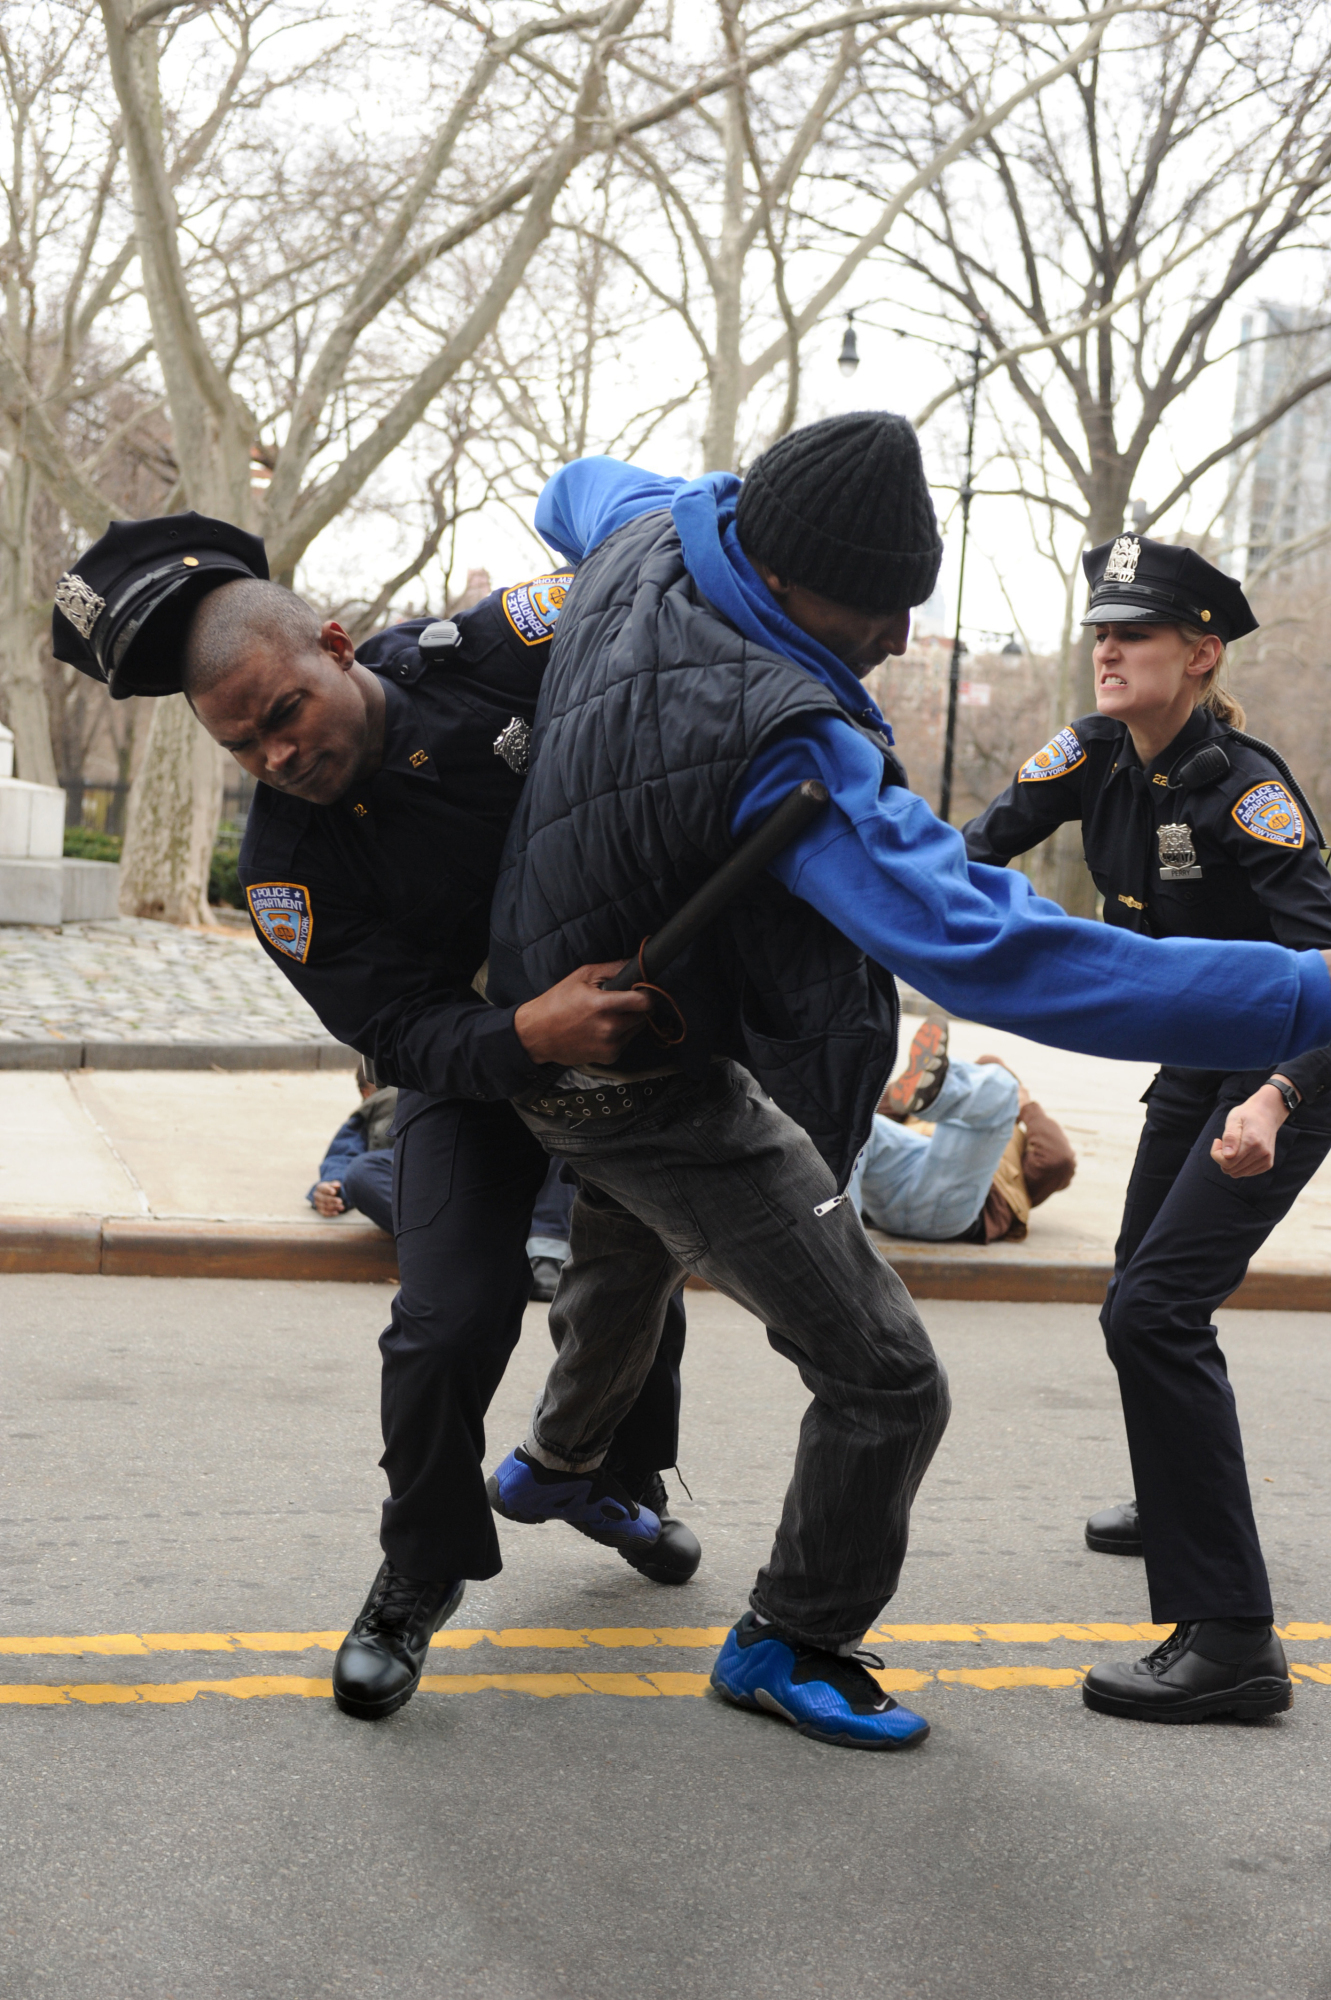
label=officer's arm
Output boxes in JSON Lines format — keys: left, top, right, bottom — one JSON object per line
{"left": 249, "top": 887, "right": 647, "bottom": 1097}
{"left": 961, "top": 741, "right": 1088, "bottom": 866}
{"left": 1227, "top": 807, "right": 1331, "bottom": 1108}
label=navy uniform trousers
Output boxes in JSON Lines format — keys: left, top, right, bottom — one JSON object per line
{"left": 1101, "top": 1064, "right": 1331, "bottom": 1623}
{"left": 378, "top": 1093, "right": 685, "bottom": 1583}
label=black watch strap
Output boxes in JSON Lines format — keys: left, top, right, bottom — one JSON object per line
{"left": 1267, "top": 1076, "right": 1301, "bottom": 1116}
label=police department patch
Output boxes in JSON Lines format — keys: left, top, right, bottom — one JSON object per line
{"left": 1018, "top": 726, "right": 1086, "bottom": 783}
{"left": 1232, "top": 781, "right": 1304, "bottom": 849}
{"left": 246, "top": 881, "right": 314, "bottom": 961}
{"left": 502, "top": 572, "right": 573, "bottom": 646}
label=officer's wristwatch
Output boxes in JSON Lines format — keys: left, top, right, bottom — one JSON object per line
{"left": 1265, "top": 1075, "right": 1301, "bottom": 1116}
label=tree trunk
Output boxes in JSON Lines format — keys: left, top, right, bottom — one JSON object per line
{"left": 1048, "top": 482, "right": 1131, "bottom": 917}
{"left": 102, "top": 0, "right": 255, "bottom": 926}
{"left": 117, "top": 693, "right": 224, "bottom": 925}
{"left": 0, "top": 450, "right": 57, "bottom": 786}
{"left": 701, "top": 84, "right": 747, "bottom": 472}
{"left": 2, "top": 639, "right": 59, "bottom": 788}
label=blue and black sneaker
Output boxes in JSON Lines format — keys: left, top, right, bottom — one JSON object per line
{"left": 487, "top": 1446, "right": 701, "bottom": 1584}
{"left": 710, "top": 1610, "right": 930, "bottom": 1750}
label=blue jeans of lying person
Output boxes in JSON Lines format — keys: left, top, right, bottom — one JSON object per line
{"left": 845, "top": 1058, "right": 1020, "bottom": 1241}
{"left": 341, "top": 1148, "right": 394, "bottom": 1234}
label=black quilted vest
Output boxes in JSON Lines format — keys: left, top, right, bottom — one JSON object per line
{"left": 487, "top": 511, "right": 902, "bottom": 1185}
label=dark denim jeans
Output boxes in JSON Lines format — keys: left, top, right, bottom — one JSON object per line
{"left": 517, "top": 1062, "right": 951, "bottom": 1649}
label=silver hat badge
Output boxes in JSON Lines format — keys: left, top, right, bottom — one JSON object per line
{"left": 54, "top": 571, "right": 106, "bottom": 641}
{"left": 1103, "top": 536, "right": 1142, "bottom": 585}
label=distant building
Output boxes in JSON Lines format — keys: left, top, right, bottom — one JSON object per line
{"left": 1225, "top": 306, "right": 1331, "bottom": 579}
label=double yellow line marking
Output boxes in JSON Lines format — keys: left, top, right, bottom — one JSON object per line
{"left": 1, "top": 1624, "right": 1327, "bottom": 1708}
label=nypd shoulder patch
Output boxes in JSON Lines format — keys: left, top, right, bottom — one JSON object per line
{"left": 502, "top": 571, "right": 574, "bottom": 647}
{"left": 1232, "top": 781, "right": 1304, "bottom": 849}
{"left": 1018, "top": 726, "right": 1086, "bottom": 784}
{"left": 246, "top": 881, "right": 314, "bottom": 962}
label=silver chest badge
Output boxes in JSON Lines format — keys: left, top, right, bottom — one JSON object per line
{"left": 1104, "top": 536, "right": 1142, "bottom": 584}
{"left": 1158, "top": 822, "right": 1202, "bottom": 880}
{"left": 493, "top": 716, "right": 532, "bottom": 774}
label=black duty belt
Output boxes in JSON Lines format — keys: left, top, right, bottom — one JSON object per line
{"left": 519, "top": 1074, "right": 680, "bottom": 1124}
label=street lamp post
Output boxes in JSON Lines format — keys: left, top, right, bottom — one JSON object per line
{"left": 938, "top": 340, "right": 982, "bottom": 825}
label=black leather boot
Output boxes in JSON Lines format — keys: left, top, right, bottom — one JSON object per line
{"left": 1082, "top": 1619, "right": 1291, "bottom": 1722}
{"left": 1084, "top": 1497, "right": 1143, "bottom": 1555}
{"left": 332, "top": 1560, "right": 465, "bottom": 1720}
{"left": 604, "top": 1468, "right": 701, "bottom": 1585}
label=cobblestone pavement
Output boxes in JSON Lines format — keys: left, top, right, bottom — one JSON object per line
{"left": 0, "top": 918, "right": 326, "bottom": 1043}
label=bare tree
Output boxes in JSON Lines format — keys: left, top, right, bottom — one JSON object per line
{"left": 12, "top": 0, "right": 1001, "bottom": 921}
{"left": 0, "top": 2, "right": 158, "bottom": 783}
{"left": 467, "top": 0, "right": 1137, "bottom": 524}
{"left": 855, "top": 1, "right": 1331, "bottom": 903}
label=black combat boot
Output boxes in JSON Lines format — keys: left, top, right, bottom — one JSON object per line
{"left": 1082, "top": 1619, "right": 1291, "bottom": 1723}
{"left": 332, "top": 1560, "right": 465, "bottom": 1720}
{"left": 608, "top": 1467, "right": 702, "bottom": 1585}
{"left": 1084, "top": 1497, "right": 1142, "bottom": 1555}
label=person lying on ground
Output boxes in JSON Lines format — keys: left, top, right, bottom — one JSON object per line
{"left": 310, "top": 1061, "right": 397, "bottom": 1231}
{"left": 846, "top": 1019, "right": 1075, "bottom": 1244}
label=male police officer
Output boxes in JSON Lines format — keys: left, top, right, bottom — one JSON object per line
{"left": 52, "top": 512, "right": 700, "bottom": 1724}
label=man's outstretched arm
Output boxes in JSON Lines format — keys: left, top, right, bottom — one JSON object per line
{"left": 732, "top": 717, "right": 1331, "bottom": 1072}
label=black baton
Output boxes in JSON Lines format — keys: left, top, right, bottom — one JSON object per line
{"left": 602, "top": 781, "right": 830, "bottom": 993}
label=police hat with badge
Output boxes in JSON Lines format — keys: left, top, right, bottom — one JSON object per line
{"left": 1080, "top": 532, "right": 1257, "bottom": 645}
{"left": 52, "top": 512, "right": 268, "bottom": 700}
{"left": 1081, "top": 530, "right": 1326, "bottom": 864}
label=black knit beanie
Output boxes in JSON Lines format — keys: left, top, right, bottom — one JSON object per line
{"left": 736, "top": 411, "right": 943, "bottom": 614}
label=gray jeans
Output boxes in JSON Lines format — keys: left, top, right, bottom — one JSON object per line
{"left": 516, "top": 1062, "right": 951, "bottom": 1649}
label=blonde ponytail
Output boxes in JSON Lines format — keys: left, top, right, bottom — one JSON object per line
{"left": 1177, "top": 624, "right": 1246, "bottom": 732}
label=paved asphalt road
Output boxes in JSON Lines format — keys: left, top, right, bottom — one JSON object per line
{"left": 1, "top": 1274, "right": 1329, "bottom": 2000}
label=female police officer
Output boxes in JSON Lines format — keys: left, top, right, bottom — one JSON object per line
{"left": 966, "top": 532, "right": 1331, "bottom": 1723}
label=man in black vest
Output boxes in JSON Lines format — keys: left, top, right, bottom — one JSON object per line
{"left": 484, "top": 415, "right": 1331, "bottom": 1752}
{"left": 50, "top": 515, "right": 701, "bottom": 1728}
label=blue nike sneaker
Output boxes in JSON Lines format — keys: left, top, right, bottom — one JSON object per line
{"left": 710, "top": 1610, "right": 930, "bottom": 1750}
{"left": 488, "top": 1445, "right": 691, "bottom": 1576}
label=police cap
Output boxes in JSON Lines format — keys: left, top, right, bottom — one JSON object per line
{"left": 52, "top": 512, "right": 268, "bottom": 700}
{"left": 1080, "top": 534, "right": 1256, "bottom": 645}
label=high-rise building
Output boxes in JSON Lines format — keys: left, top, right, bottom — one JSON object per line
{"left": 1224, "top": 305, "right": 1331, "bottom": 579}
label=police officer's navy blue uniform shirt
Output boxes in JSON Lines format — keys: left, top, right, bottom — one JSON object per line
{"left": 964, "top": 704, "right": 1331, "bottom": 1105}
{"left": 238, "top": 581, "right": 571, "bottom": 1101}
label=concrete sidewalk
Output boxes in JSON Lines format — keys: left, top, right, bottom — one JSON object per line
{"left": 4, "top": 1016, "right": 1331, "bottom": 1299}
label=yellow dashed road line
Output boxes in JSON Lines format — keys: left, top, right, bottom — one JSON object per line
{"left": 4, "top": 1621, "right": 1328, "bottom": 1658}
{"left": 2, "top": 1664, "right": 1330, "bottom": 1706}
{"left": 1, "top": 1621, "right": 1327, "bottom": 1707}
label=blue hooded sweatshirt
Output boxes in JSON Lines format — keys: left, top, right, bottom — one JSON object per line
{"left": 532, "top": 456, "right": 1331, "bottom": 1069}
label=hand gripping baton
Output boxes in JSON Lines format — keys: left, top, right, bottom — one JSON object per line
{"left": 601, "top": 780, "right": 830, "bottom": 995}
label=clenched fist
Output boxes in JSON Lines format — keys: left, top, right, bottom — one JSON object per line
{"left": 515, "top": 962, "right": 652, "bottom": 1069}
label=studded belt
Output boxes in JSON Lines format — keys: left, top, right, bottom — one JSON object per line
{"left": 518, "top": 1074, "right": 679, "bottom": 1124}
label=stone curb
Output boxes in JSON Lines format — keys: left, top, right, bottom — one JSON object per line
{"left": 1, "top": 1213, "right": 1327, "bottom": 1306}
{"left": 0, "top": 1216, "right": 396, "bottom": 1281}
{"left": 0, "top": 1040, "right": 359, "bottom": 1071}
